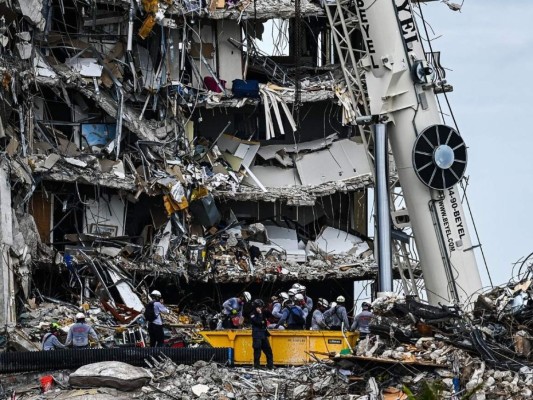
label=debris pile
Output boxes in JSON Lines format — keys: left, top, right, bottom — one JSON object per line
{"left": 4, "top": 358, "right": 355, "bottom": 400}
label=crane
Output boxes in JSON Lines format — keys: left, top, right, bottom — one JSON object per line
{"left": 326, "top": 0, "right": 483, "bottom": 306}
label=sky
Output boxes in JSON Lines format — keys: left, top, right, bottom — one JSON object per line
{"left": 421, "top": 1, "right": 533, "bottom": 287}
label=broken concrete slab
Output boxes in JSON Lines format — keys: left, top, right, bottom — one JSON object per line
{"left": 69, "top": 362, "right": 152, "bottom": 391}
{"left": 309, "top": 226, "right": 369, "bottom": 257}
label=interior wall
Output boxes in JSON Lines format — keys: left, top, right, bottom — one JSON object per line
{"left": 83, "top": 194, "right": 127, "bottom": 237}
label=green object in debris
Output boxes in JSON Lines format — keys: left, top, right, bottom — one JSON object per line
{"left": 340, "top": 348, "right": 351, "bottom": 355}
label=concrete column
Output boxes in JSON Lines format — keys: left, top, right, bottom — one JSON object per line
{"left": 0, "top": 163, "right": 15, "bottom": 329}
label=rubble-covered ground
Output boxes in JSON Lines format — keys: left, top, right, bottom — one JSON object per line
{"left": 3, "top": 359, "right": 356, "bottom": 400}
{"left": 6, "top": 275, "right": 533, "bottom": 399}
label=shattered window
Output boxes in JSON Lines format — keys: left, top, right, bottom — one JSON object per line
{"left": 250, "top": 19, "right": 290, "bottom": 57}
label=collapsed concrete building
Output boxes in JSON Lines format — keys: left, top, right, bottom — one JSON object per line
{"left": 0, "top": 0, "right": 435, "bottom": 337}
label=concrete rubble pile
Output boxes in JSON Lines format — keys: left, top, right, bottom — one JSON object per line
{"left": 329, "top": 284, "right": 533, "bottom": 399}
{"left": 10, "top": 297, "right": 209, "bottom": 351}
{"left": 4, "top": 358, "right": 357, "bottom": 399}
{"left": 7, "top": 278, "right": 533, "bottom": 398}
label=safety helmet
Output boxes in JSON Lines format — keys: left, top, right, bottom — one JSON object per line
{"left": 292, "top": 283, "right": 306, "bottom": 293}
{"left": 295, "top": 293, "right": 304, "bottom": 302}
{"left": 151, "top": 290, "right": 162, "bottom": 297}
{"left": 51, "top": 322, "right": 61, "bottom": 331}
{"left": 336, "top": 295, "right": 345, "bottom": 303}
{"left": 75, "top": 312, "right": 86, "bottom": 320}
{"left": 242, "top": 291, "right": 252, "bottom": 302}
{"left": 279, "top": 292, "right": 289, "bottom": 301}
{"left": 362, "top": 301, "right": 371, "bottom": 309}
{"left": 288, "top": 288, "right": 297, "bottom": 297}
{"left": 318, "top": 298, "right": 329, "bottom": 308}
{"left": 330, "top": 302, "right": 337, "bottom": 308}
{"left": 283, "top": 299, "right": 293, "bottom": 307}
{"left": 253, "top": 299, "right": 265, "bottom": 308}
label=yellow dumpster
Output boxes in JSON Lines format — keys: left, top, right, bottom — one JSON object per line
{"left": 199, "top": 330, "right": 358, "bottom": 365}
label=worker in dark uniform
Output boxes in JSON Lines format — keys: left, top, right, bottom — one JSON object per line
{"left": 250, "top": 299, "right": 274, "bottom": 369}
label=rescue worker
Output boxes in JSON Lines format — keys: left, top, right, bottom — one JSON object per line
{"left": 250, "top": 299, "right": 274, "bottom": 369}
{"left": 351, "top": 302, "right": 374, "bottom": 337}
{"left": 294, "top": 293, "right": 309, "bottom": 320}
{"left": 324, "top": 301, "right": 337, "bottom": 327}
{"left": 222, "top": 291, "right": 251, "bottom": 329}
{"left": 323, "top": 295, "right": 350, "bottom": 331}
{"left": 147, "top": 290, "right": 170, "bottom": 347}
{"left": 287, "top": 288, "right": 297, "bottom": 300}
{"left": 274, "top": 299, "right": 306, "bottom": 330}
{"left": 292, "top": 283, "right": 313, "bottom": 311}
{"left": 268, "top": 292, "right": 288, "bottom": 324}
{"left": 311, "top": 298, "right": 329, "bottom": 330}
{"left": 65, "top": 313, "right": 99, "bottom": 348}
{"left": 42, "top": 322, "right": 66, "bottom": 351}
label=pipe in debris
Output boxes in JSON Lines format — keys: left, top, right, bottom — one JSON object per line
{"left": 0, "top": 347, "right": 233, "bottom": 373}
{"left": 127, "top": 0, "right": 134, "bottom": 52}
{"left": 375, "top": 123, "right": 393, "bottom": 295}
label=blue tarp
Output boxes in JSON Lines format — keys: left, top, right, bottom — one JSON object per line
{"left": 81, "top": 124, "right": 116, "bottom": 146}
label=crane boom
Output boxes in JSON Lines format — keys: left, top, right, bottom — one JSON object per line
{"left": 357, "top": 0, "right": 482, "bottom": 305}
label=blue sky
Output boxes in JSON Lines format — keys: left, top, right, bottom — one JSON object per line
{"left": 422, "top": 1, "right": 533, "bottom": 287}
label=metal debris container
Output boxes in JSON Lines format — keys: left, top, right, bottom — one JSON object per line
{"left": 199, "top": 330, "right": 358, "bottom": 365}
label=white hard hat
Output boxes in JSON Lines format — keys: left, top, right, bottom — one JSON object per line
{"left": 243, "top": 291, "right": 251, "bottom": 302}
{"left": 151, "top": 290, "right": 162, "bottom": 297}
{"left": 336, "top": 295, "right": 345, "bottom": 303}
{"left": 75, "top": 312, "right": 85, "bottom": 320}
{"left": 318, "top": 298, "right": 329, "bottom": 308}
{"left": 279, "top": 292, "right": 289, "bottom": 301}
{"left": 295, "top": 293, "right": 304, "bottom": 301}
{"left": 330, "top": 302, "right": 337, "bottom": 308}
{"left": 288, "top": 289, "right": 297, "bottom": 297}
{"left": 292, "top": 283, "right": 302, "bottom": 290}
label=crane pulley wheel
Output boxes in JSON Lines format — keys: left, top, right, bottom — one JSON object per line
{"left": 412, "top": 124, "right": 467, "bottom": 190}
